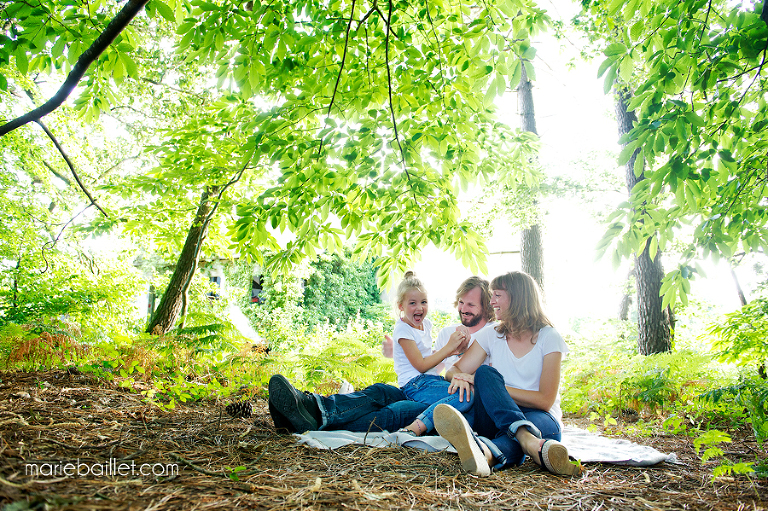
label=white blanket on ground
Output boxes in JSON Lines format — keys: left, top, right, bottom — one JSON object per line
{"left": 293, "top": 426, "right": 678, "bottom": 467}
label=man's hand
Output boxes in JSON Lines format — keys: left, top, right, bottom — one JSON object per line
{"left": 382, "top": 334, "right": 394, "bottom": 358}
{"left": 448, "top": 372, "right": 475, "bottom": 402}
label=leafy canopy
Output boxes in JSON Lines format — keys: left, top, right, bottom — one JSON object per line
{"left": 3, "top": 0, "right": 552, "bottom": 286}
{"left": 585, "top": 0, "right": 768, "bottom": 308}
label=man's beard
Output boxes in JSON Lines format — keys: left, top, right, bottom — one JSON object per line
{"left": 460, "top": 312, "right": 482, "bottom": 327}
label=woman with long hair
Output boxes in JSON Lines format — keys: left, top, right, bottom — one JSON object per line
{"left": 433, "top": 271, "right": 580, "bottom": 477}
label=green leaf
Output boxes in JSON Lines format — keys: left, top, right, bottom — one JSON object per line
{"left": 508, "top": 59, "right": 522, "bottom": 89}
{"left": 618, "top": 140, "right": 639, "bottom": 166}
{"left": 597, "top": 56, "right": 615, "bottom": 78}
{"left": 684, "top": 110, "right": 706, "bottom": 127}
{"left": 604, "top": 64, "right": 618, "bottom": 94}
{"left": 604, "top": 43, "right": 627, "bottom": 57}
{"left": 618, "top": 56, "right": 634, "bottom": 83}
{"left": 523, "top": 60, "right": 536, "bottom": 81}
{"left": 630, "top": 20, "right": 644, "bottom": 41}
{"left": 122, "top": 53, "right": 138, "bottom": 78}
{"left": 14, "top": 47, "right": 29, "bottom": 75}
{"left": 151, "top": 0, "right": 177, "bottom": 22}
{"left": 522, "top": 46, "right": 537, "bottom": 60}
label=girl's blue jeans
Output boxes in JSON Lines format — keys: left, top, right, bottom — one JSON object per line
{"left": 401, "top": 374, "right": 474, "bottom": 432}
{"left": 468, "top": 365, "right": 561, "bottom": 469}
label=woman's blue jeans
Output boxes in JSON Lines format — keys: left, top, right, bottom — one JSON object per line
{"left": 468, "top": 365, "right": 561, "bottom": 469}
{"left": 401, "top": 374, "right": 474, "bottom": 432}
{"left": 316, "top": 383, "right": 427, "bottom": 432}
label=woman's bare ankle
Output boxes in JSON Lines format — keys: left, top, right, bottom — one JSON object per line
{"left": 516, "top": 429, "right": 544, "bottom": 465}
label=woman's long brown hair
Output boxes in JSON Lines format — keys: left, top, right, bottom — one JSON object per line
{"left": 491, "top": 271, "right": 552, "bottom": 341}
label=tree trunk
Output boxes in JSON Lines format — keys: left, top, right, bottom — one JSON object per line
{"left": 521, "top": 223, "right": 544, "bottom": 291}
{"left": 146, "top": 186, "right": 219, "bottom": 334}
{"left": 518, "top": 61, "right": 545, "bottom": 293}
{"left": 618, "top": 265, "right": 634, "bottom": 321}
{"left": 615, "top": 88, "right": 671, "bottom": 354}
{"left": 730, "top": 264, "right": 748, "bottom": 306}
{"left": 635, "top": 243, "right": 671, "bottom": 353}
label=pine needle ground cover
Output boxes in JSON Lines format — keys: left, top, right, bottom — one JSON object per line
{"left": 1, "top": 370, "right": 766, "bottom": 510}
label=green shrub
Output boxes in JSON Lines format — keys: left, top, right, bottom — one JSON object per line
{"left": 700, "top": 375, "right": 768, "bottom": 443}
{"left": 562, "top": 320, "right": 728, "bottom": 419}
{"left": 247, "top": 318, "right": 395, "bottom": 393}
{"left": 302, "top": 252, "right": 381, "bottom": 328}
{"left": 709, "top": 297, "right": 768, "bottom": 368}
{"left": 0, "top": 252, "right": 144, "bottom": 337}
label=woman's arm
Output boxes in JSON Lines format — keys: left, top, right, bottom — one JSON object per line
{"left": 503, "top": 351, "right": 562, "bottom": 411}
{"left": 444, "top": 342, "right": 488, "bottom": 402}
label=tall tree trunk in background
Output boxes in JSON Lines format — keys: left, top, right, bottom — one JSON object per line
{"left": 730, "top": 262, "right": 748, "bottom": 306}
{"left": 147, "top": 186, "right": 219, "bottom": 334}
{"left": 518, "top": 62, "right": 545, "bottom": 293}
{"left": 618, "top": 265, "right": 634, "bottom": 321}
{"left": 615, "top": 88, "right": 671, "bottom": 354}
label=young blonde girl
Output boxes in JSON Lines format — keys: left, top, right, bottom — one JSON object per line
{"left": 392, "top": 271, "right": 472, "bottom": 436}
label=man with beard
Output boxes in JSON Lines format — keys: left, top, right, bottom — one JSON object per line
{"left": 268, "top": 276, "right": 494, "bottom": 433}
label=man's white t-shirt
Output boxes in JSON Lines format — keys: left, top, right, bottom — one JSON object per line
{"left": 393, "top": 318, "right": 437, "bottom": 387}
{"left": 433, "top": 322, "right": 492, "bottom": 371}
{"left": 473, "top": 325, "right": 569, "bottom": 423}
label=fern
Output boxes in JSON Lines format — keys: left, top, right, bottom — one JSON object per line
{"left": 700, "top": 377, "right": 768, "bottom": 442}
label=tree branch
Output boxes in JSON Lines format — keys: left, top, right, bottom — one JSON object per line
{"left": 318, "top": 0, "right": 357, "bottom": 158}
{"left": 0, "top": 0, "right": 150, "bottom": 137}
{"left": 328, "top": 0, "right": 356, "bottom": 117}
{"left": 33, "top": 120, "right": 109, "bottom": 218}
{"left": 140, "top": 77, "right": 208, "bottom": 101}
{"left": 384, "top": 0, "right": 414, "bottom": 191}
{"left": 39, "top": 205, "right": 92, "bottom": 274}
{"left": 40, "top": 159, "right": 72, "bottom": 187}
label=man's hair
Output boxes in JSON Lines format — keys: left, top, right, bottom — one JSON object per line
{"left": 453, "top": 276, "right": 495, "bottom": 322}
{"left": 491, "top": 271, "right": 552, "bottom": 340}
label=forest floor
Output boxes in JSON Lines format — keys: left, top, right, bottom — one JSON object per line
{"left": 0, "top": 369, "right": 766, "bottom": 511}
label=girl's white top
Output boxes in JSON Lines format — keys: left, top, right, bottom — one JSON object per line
{"left": 474, "top": 325, "right": 569, "bottom": 424}
{"left": 393, "top": 318, "right": 437, "bottom": 387}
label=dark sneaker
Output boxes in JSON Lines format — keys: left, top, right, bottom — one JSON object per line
{"left": 268, "top": 400, "right": 296, "bottom": 433}
{"left": 268, "top": 375, "right": 319, "bottom": 432}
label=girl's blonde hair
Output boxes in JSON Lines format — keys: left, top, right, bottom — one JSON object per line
{"left": 395, "top": 271, "right": 427, "bottom": 308}
{"left": 491, "top": 271, "right": 552, "bottom": 341}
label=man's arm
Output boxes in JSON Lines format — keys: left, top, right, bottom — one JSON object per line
{"left": 382, "top": 334, "right": 394, "bottom": 358}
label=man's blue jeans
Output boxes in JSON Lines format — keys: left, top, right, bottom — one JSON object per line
{"left": 401, "top": 374, "right": 474, "bottom": 432}
{"left": 315, "top": 383, "right": 427, "bottom": 432}
{"left": 468, "top": 365, "right": 561, "bottom": 469}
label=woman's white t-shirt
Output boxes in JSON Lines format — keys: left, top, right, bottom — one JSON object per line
{"left": 393, "top": 318, "right": 437, "bottom": 387}
{"left": 474, "top": 325, "right": 569, "bottom": 423}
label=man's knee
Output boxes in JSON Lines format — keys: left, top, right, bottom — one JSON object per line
{"left": 366, "top": 383, "right": 406, "bottom": 405}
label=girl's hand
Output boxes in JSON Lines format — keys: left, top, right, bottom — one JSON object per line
{"left": 447, "top": 328, "right": 469, "bottom": 356}
{"left": 448, "top": 373, "right": 474, "bottom": 402}
{"left": 455, "top": 325, "right": 470, "bottom": 338}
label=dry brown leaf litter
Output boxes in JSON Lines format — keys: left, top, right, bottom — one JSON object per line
{"left": 0, "top": 370, "right": 766, "bottom": 510}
